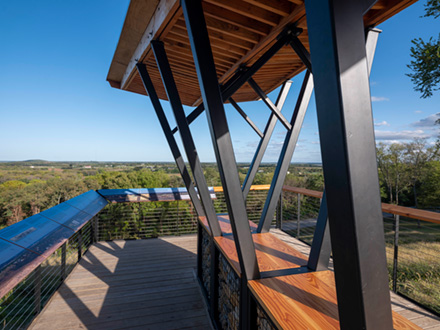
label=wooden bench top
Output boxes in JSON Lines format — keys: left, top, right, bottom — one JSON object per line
{"left": 248, "top": 271, "right": 421, "bottom": 330}
{"left": 199, "top": 214, "right": 257, "bottom": 235}
{"left": 199, "top": 215, "right": 307, "bottom": 276}
{"left": 215, "top": 233, "right": 308, "bottom": 276}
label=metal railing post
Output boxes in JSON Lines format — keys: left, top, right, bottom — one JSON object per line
{"left": 297, "top": 193, "right": 301, "bottom": 237}
{"left": 61, "top": 243, "right": 67, "bottom": 282}
{"left": 34, "top": 265, "right": 42, "bottom": 314}
{"left": 276, "top": 190, "right": 283, "bottom": 229}
{"left": 78, "top": 228, "right": 83, "bottom": 261}
{"left": 393, "top": 214, "right": 400, "bottom": 293}
{"left": 94, "top": 215, "right": 99, "bottom": 242}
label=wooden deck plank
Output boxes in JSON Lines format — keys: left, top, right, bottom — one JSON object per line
{"left": 248, "top": 270, "right": 421, "bottom": 330}
{"left": 30, "top": 229, "right": 439, "bottom": 330}
{"left": 29, "top": 235, "right": 213, "bottom": 330}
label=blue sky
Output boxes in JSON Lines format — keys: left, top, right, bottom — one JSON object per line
{"left": 0, "top": 1, "right": 438, "bottom": 163}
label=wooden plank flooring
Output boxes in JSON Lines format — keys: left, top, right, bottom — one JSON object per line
{"left": 29, "top": 235, "right": 213, "bottom": 330}
{"left": 30, "top": 231, "right": 440, "bottom": 330}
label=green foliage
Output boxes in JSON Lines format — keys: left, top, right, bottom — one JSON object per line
{"left": 407, "top": 1, "right": 440, "bottom": 98}
{"left": 376, "top": 140, "right": 439, "bottom": 206}
{"left": 407, "top": 35, "right": 440, "bottom": 98}
{"left": 423, "top": 0, "right": 440, "bottom": 18}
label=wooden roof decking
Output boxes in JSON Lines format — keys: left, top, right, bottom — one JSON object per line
{"left": 107, "top": 0, "right": 417, "bottom": 106}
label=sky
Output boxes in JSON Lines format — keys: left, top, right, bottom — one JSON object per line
{"left": 0, "top": 1, "right": 439, "bottom": 163}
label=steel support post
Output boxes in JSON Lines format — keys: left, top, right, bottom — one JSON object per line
{"left": 297, "top": 193, "right": 301, "bottom": 237}
{"left": 136, "top": 63, "right": 207, "bottom": 222}
{"left": 182, "top": 0, "right": 260, "bottom": 281}
{"left": 151, "top": 41, "right": 222, "bottom": 237}
{"left": 242, "top": 81, "right": 292, "bottom": 198}
{"left": 305, "top": 0, "right": 393, "bottom": 328}
{"left": 393, "top": 214, "right": 400, "bottom": 293}
{"left": 61, "top": 242, "right": 67, "bottom": 281}
{"left": 307, "top": 191, "right": 331, "bottom": 271}
{"left": 258, "top": 71, "right": 314, "bottom": 233}
{"left": 305, "top": 28, "right": 380, "bottom": 273}
{"left": 34, "top": 265, "right": 42, "bottom": 314}
{"left": 77, "top": 228, "right": 83, "bottom": 261}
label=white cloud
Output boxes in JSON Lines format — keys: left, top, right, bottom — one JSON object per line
{"left": 375, "top": 129, "right": 430, "bottom": 140}
{"left": 414, "top": 110, "right": 423, "bottom": 114}
{"left": 374, "top": 121, "right": 390, "bottom": 127}
{"left": 411, "top": 113, "right": 440, "bottom": 128}
{"left": 371, "top": 96, "right": 389, "bottom": 102}
{"left": 311, "top": 141, "right": 320, "bottom": 145}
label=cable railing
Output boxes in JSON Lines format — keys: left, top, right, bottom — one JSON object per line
{"left": 0, "top": 191, "right": 106, "bottom": 330}
{"left": 279, "top": 185, "right": 440, "bottom": 315}
{"left": 96, "top": 186, "right": 270, "bottom": 241}
{"left": 1, "top": 184, "right": 439, "bottom": 329}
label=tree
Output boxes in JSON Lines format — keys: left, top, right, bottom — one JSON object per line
{"left": 405, "top": 138, "right": 439, "bottom": 207}
{"left": 376, "top": 143, "right": 412, "bottom": 205}
{"left": 407, "top": 1, "right": 440, "bottom": 98}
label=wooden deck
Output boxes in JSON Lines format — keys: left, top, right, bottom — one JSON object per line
{"left": 30, "top": 232, "right": 440, "bottom": 330}
{"left": 29, "top": 235, "right": 213, "bottom": 330}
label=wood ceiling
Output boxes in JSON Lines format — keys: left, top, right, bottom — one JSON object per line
{"left": 107, "top": 0, "right": 417, "bottom": 106}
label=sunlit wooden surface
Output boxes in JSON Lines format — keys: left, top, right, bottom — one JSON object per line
{"left": 30, "top": 231, "right": 440, "bottom": 330}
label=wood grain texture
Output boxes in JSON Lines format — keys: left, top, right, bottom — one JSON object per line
{"left": 248, "top": 271, "right": 421, "bottom": 330}
{"left": 29, "top": 236, "right": 213, "bottom": 330}
{"left": 205, "top": 216, "right": 308, "bottom": 276}
{"left": 108, "top": 0, "right": 418, "bottom": 106}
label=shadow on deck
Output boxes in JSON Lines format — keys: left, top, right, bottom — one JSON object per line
{"left": 29, "top": 235, "right": 213, "bottom": 330}
{"left": 29, "top": 231, "right": 440, "bottom": 330}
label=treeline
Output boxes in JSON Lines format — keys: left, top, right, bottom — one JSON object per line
{"left": 0, "top": 169, "right": 172, "bottom": 227}
{"left": 377, "top": 139, "right": 440, "bottom": 208}
{"left": 1, "top": 138, "right": 439, "bottom": 228}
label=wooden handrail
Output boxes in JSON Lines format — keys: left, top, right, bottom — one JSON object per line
{"left": 282, "top": 185, "right": 324, "bottom": 199}
{"left": 213, "top": 184, "right": 271, "bottom": 193}
{"left": 281, "top": 185, "right": 440, "bottom": 225}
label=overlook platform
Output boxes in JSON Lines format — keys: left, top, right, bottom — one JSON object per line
{"left": 29, "top": 232, "right": 440, "bottom": 330}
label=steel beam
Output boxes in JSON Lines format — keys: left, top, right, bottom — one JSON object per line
{"left": 248, "top": 78, "right": 292, "bottom": 130}
{"left": 258, "top": 71, "right": 314, "bottom": 233}
{"left": 136, "top": 63, "right": 206, "bottom": 220}
{"left": 242, "top": 81, "right": 292, "bottom": 198}
{"left": 150, "top": 41, "right": 222, "bottom": 237}
{"left": 289, "top": 36, "right": 312, "bottom": 72}
{"left": 307, "top": 192, "right": 331, "bottom": 271}
{"left": 182, "top": 0, "right": 260, "bottom": 281}
{"left": 306, "top": 28, "right": 380, "bottom": 272}
{"left": 171, "top": 27, "right": 298, "bottom": 134}
{"left": 305, "top": 0, "right": 392, "bottom": 328}
{"left": 229, "top": 97, "right": 263, "bottom": 138}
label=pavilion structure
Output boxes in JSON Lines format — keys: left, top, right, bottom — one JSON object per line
{"left": 107, "top": 0, "right": 420, "bottom": 329}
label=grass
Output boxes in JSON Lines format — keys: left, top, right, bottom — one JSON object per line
{"left": 384, "top": 218, "right": 440, "bottom": 314}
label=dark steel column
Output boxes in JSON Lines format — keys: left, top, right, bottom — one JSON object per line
{"left": 305, "top": 0, "right": 393, "bottom": 328}
{"left": 182, "top": 0, "right": 259, "bottom": 281}
{"left": 306, "top": 28, "right": 380, "bottom": 272}
{"left": 258, "top": 71, "right": 314, "bottom": 233}
{"left": 150, "top": 43, "right": 223, "bottom": 237}
{"left": 136, "top": 63, "right": 206, "bottom": 219}
{"left": 242, "top": 81, "right": 292, "bottom": 198}
{"left": 307, "top": 192, "right": 331, "bottom": 271}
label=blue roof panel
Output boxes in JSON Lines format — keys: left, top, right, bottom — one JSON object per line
{"left": 65, "top": 190, "right": 108, "bottom": 216}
